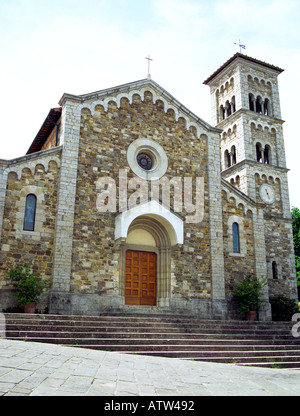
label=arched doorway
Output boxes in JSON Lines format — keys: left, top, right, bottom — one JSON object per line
{"left": 115, "top": 201, "right": 183, "bottom": 308}
{"left": 120, "top": 214, "right": 174, "bottom": 307}
{"left": 125, "top": 249, "right": 157, "bottom": 305}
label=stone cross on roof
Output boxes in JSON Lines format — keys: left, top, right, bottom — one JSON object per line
{"left": 145, "top": 55, "right": 153, "bottom": 77}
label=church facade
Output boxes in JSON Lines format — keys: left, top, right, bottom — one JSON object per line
{"left": 0, "top": 53, "right": 297, "bottom": 320}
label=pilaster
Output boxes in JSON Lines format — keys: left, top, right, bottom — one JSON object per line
{"left": 207, "top": 132, "right": 227, "bottom": 318}
{"left": 50, "top": 101, "right": 81, "bottom": 314}
{"left": 0, "top": 164, "right": 8, "bottom": 241}
{"left": 252, "top": 207, "right": 271, "bottom": 321}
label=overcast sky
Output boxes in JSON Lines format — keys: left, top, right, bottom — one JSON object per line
{"left": 0, "top": 0, "right": 299, "bottom": 208}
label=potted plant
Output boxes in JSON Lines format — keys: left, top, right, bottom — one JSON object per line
{"left": 232, "top": 275, "right": 267, "bottom": 320}
{"left": 8, "top": 264, "right": 51, "bottom": 313}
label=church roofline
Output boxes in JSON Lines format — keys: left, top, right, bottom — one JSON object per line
{"left": 59, "top": 78, "right": 222, "bottom": 134}
{"left": 221, "top": 177, "right": 257, "bottom": 206}
{"left": 203, "top": 53, "right": 284, "bottom": 85}
{"left": 0, "top": 145, "right": 62, "bottom": 166}
{"left": 26, "top": 107, "right": 62, "bottom": 155}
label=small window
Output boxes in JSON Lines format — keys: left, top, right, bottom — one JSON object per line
{"left": 272, "top": 261, "right": 278, "bottom": 279}
{"left": 225, "top": 150, "right": 231, "bottom": 168}
{"left": 220, "top": 105, "right": 225, "bottom": 121}
{"left": 256, "top": 96, "right": 262, "bottom": 114}
{"left": 256, "top": 143, "right": 263, "bottom": 163}
{"left": 232, "top": 222, "right": 240, "bottom": 253}
{"left": 23, "top": 194, "right": 37, "bottom": 231}
{"left": 264, "top": 145, "right": 271, "bottom": 165}
{"left": 225, "top": 101, "right": 231, "bottom": 117}
{"left": 264, "top": 98, "right": 271, "bottom": 116}
{"left": 231, "top": 146, "right": 237, "bottom": 165}
{"left": 249, "top": 94, "right": 255, "bottom": 111}
{"left": 231, "top": 96, "right": 236, "bottom": 113}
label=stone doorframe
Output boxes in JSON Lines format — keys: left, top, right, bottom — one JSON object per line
{"left": 118, "top": 215, "right": 172, "bottom": 307}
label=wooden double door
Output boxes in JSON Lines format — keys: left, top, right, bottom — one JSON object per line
{"left": 125, "top": 250, "right": 157, "bottom": 306}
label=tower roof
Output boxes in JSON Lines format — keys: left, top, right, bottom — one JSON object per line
{"left": 203, "top": 53, "right": 284, "bottom": 85}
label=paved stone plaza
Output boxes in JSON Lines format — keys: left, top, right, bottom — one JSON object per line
{"left": 0, "top": 339, "right": 300, "bottom": 396}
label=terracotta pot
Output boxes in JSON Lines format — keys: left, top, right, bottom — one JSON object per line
{"left": 24, "top": 302, "right": 37, "bottom": 314}
{"left": 246, "top": 311, "right": 256, "bottom": 321}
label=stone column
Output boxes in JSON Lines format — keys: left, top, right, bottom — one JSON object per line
{"left": 0, "top": 164, "right": 8, "bottom": 242}
{"left": 252, "top": 207, "right": 271, "bottom": 321}
{"left": 50, "top": 101, "right": 81, "bottom": 314}
{"left": 207, "top": 133, "right": 227, "bottom": 319}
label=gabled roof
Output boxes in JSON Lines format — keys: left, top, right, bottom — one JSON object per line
{"left": 27, "top": 77, "right": 221, "bottom": 156}
{"left": 203, "top": 53, "right": 284, "bottom": 85}
{"left": 59, "top": 78, "right": 221, "bottom": 134}
{"left": 27, "top": 107, "right": 61, "bottom": 154}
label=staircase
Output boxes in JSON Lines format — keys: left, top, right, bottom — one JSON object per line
{"left": 3, "top": 313, "right": 300, "bottom": 369}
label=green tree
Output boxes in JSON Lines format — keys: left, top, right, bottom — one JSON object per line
{"left": 291, "top": 207, "right": 300, "bottom": 286}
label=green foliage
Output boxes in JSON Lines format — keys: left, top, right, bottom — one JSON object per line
{"left": 232, "top": 275, "right": 267, "bottom": 315}
{"left": 291, "top": 207, "right": 300, "bottom": 286}
{"left": 295, "top": 256, "right": 300, "bottom": 287}
{"left": 291, "top": 207, "right": 300, "bottom": 256}
{"left": 269, "top": 295, "right": 299, "bottom": 321}
{"left": 7, "top": 264, "right": 51, "bottom": 306}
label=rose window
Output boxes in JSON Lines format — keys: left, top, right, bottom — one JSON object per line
{"left": 136, "top": 153, "right": 153, "bottom": 171}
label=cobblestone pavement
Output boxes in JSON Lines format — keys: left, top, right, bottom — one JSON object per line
{"left": 0, "top": 339, "right": 300, "bottom": 397}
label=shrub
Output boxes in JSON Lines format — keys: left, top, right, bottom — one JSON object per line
{"left": 269, "top": 295, "right": 299, "bottom": 321}
{"left": 232, "top": 275, "right": 267, "bottom": 315}
{"left": 7, "top": 264, "right": 51, "bottom": 307}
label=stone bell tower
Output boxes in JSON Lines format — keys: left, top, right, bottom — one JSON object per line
{"left": 203, "top": 53, "right": 291, "bottom": 214}
{"left": 204, "top": 53, "right": 298, "bottom": 302}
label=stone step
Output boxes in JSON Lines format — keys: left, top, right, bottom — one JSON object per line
{"left": 3, "top": 313, "right": 299, "bottom": 369}
{"left": 67, "top": 348, "right": 300, "bottom": 368}
{"left": 5, "top": 335, "right": 299, "bottom": 350}
{"left": 237, "top": 362, "right": 300, "bottom": 369}
{"left": 5, "top": 329, "right": 297, "bottom": 343}
{"left": 4, "top": 330, "right": 298, "bottom": 342}
{"left": 4, "top": 313, "right": 294, "bottom": 328}
{"left": 4, "top": 318, "right": 293, "bottom": 333}
{"left": 5, "top": 321, "right": 293, "bottom": 334}
{"left": 4, "top": 320, "right": 294, "bottom": 334}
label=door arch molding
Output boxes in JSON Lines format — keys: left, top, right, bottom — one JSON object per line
{"left": 119, "top": 214, "right": 173, "bottom": 307}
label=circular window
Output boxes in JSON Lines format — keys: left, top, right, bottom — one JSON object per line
{"left": 127, "top": 138, "right": 168, "bottom": 180}
{"left": 137, "top": 153, "right": 153, "bottom": 171}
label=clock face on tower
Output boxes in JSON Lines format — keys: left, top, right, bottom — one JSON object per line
{"left": 259, "top": 184, "right": 276, "bottom": 204}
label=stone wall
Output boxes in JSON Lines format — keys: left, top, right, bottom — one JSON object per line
{"left": 0, "top": 148, "right": 61, "bottom": 310}
{"left": 221, "top": 187, "right": 256, "bottom": 317}
{"left": 69, "top": 90, "right": 214, "bottom": 314}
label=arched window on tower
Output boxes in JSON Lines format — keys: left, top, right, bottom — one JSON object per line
{"left": 256, "top": 143, "right": 263, "bottom": 163}
{"left": 231, "top": 96, "right": 236, "bottom": 113}
{"left": 225, "top": 101, "right": 231, "bottom": 117}
{"left": 231, "top": 145, "right": 237, "bottom": 165}
{"left": 232, "top": 222, "right": 240, "bottom": 253}
{"left": 264, "top": 98, "right": 271, "bottom": 116}
{"left": 220, "top": 105, "right": 225, "bottom": 121}
{"left": 249, "top": 93, "right": 255, "bottom": 111}
{"left": 264, "top": 145, "right": 271, "bottom": 165}
{"left": 23, "top": 194, "right": 37, "bottom": 231}
{"left": 224, "top": 150, "right": 231, "bottom": 168}
{"left": 256, "top": 96, "right": 263, "bottom": 114}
